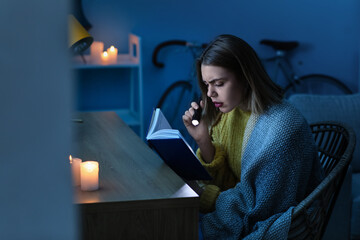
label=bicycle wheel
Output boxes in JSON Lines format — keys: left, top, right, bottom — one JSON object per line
{"left": 284, "top": 74, "right": 353, "bottom": 97}
{"left": 156, "top": 80, "right": 198, "bottom": 150}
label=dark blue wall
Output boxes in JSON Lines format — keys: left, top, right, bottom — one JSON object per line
{"left": 78, "top": 0, "right": 360, "bottom": 137}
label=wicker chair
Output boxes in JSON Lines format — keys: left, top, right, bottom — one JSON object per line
{"left": 288, "top": 122, "right": 356, "bottom": 240}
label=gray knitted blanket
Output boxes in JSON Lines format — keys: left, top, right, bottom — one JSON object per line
{"left": 201, "top": 101, "right": 324, "bottom": 239}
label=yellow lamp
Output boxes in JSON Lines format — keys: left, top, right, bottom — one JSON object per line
{"left": 68, "top": 14, "right": 93, "bottom": 54}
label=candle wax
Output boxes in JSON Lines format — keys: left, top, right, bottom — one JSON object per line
{"left": 81, "top": 161, "right": 99, "bottom": 191}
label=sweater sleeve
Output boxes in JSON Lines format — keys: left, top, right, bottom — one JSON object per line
{"left": 196, "top": 143, "right": 238, "bottom": 213}
{"left": 199, "top": 184, "right": 220, "bottom": 213}
{"left": 196, "top": 143, "right": 226, "bottom": 174}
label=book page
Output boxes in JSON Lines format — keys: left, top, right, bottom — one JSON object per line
{"left": 155, "top": 109, "right": 172, "bottom": 130}
{"left": 148, "top": 129, "right": 180, "bottom": 139}
{"left": 147, "top": 108, "right": 172, "bottom": 137}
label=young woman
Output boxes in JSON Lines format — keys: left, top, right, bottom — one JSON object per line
{"left": 182, "top": 34, "right": 324, "bottom": 239}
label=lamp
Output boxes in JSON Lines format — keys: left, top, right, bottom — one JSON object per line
{"left": 68, "top": 14, "right": 93, "bottom": 55}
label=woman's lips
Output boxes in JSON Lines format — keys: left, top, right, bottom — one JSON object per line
{"left": 213, "top": 102, "right": 223, "bottom": 108}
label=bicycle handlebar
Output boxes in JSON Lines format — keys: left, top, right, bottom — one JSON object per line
{"left": 152, "top": 40, "right": 207, "bottom": 68}
{"left": 260, "top": 39, "right": 299, "bottom": 52}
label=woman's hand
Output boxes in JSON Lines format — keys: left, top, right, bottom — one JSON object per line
{"left": 182, "top": 101, "right": 208, "bottom": 143}
{"left": 183, "top": 101, "right": 215, "bottom": 163}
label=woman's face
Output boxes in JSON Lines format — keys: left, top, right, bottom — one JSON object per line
{"left": 201, "top": 64, "right": 243, "bottom": 113}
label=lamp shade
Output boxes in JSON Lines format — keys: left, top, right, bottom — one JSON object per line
{"left": 68, "top": 14, "right": 93, "bottom": 54}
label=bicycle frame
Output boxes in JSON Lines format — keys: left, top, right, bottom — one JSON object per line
{"left": 263, "top": 50, "right": 299, "bottom": 87}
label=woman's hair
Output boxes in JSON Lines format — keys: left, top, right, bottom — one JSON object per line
{"left": 197, "top": 34, "right": 283, "bottom": 125}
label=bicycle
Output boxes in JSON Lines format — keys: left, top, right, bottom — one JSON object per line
{"left": 152, "top": 40, "right": 207, "bottom": 150}
{"left": 259, "top": 39, "right": 353, "bottom": 97}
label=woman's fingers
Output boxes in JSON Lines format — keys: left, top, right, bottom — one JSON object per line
{"left": 200, "top": 100, "right": 204, "bottom": 108}
{"left": 184, "top": 105, "right": 196, "bottom": 118}
{"left": 182, "top": 114, "right": 190, "bottom": 124}
{"left": 191, "top": 101, "right": 200, "bottom": 110}
{"left": 183, "top": 110, "right": 192, "bottom": 124}
{"left": 184, "top": 109, "right": 193, "bottom": 118}
{"left": 183, "top": 105, "right": 197, "bottom": 128}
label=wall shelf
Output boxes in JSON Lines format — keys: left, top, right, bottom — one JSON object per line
{"left": 73, "top": 33, "right": 144, "bottom": 139}
{"left": 73, "top": 54, "right": 139, "bottom": 69}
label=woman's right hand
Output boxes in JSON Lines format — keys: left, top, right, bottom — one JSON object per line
{"left": 182, "top": 101, "right": 209, "bottom": 144}
{"left": 183, "top": 101, "right": 215, "bottom": 163}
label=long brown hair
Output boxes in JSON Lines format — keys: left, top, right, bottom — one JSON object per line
{"left": 197, "top": 34, "right": 283, "bottom": 125}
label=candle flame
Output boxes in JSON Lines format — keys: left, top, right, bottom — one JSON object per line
{"left": 69, "top": 155, "right": 72, "bottom": 164}
{"left": 102, "top": 51, "right": 108, "bottom": 57}
{"left": 109, "top": 46, "right": 115, "bottom": 52}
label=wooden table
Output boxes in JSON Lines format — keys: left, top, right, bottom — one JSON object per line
{"left": 72, "top": 111, "right": 199, "bottom": 240}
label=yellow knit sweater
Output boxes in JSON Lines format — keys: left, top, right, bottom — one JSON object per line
{"left": 196, "top": 107, "right": 251, "bottom": 213}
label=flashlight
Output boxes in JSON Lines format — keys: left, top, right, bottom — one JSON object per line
{"left": 192, "top": 105, "right": 202, "bottom": 126}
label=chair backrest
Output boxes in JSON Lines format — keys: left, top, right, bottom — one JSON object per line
{"left": 288, "top": 122, "right": 356, "bottom": 240}
{"left": 288, "top": 93, "right": 360, "bottom": 172}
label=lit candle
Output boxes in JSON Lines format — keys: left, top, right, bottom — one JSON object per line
{"left": 101, "top": 51, "right": 110, "bottom": 64}
{"left": 80, "top": 161, "right": 99, "bottom": 191}
{"left": 107, "top": 45, "right": 118, "bottom": 64}
{"left": 69, "top": 155, "right": 82, "bottom": 186}
{"left": 90, "top": 41, "right": 104, "bottom": 64}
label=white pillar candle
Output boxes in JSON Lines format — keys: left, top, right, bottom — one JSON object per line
{"left": 101, "top": 51, "right": 110, "bottom": 64}
{"left": 80, "top": 161, "right": 99, "bottom": 191}
{"left": 69, "top": 155, "right": 82, "bottom": 186}
{"left": 107, "top": 45, "right": 118, "bottom": 64}
{"left": 90, "top": 41, "right": 104, "bottom": 64}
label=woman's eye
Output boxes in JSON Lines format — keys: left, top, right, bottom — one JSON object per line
{"left": 215, "top": 82, "right": 224, "bottom": 87}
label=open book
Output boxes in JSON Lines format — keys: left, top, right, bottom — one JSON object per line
{"left": 146, "top": 108, "right": 212, "bottom": 180}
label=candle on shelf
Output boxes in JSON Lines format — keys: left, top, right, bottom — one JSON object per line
{"left": 69, "top": 155, "right": 82, "bottom": 186}
{"left": 101, "top": 51, "right": 110, "bottom": 64}
{"left": 90, "top": 41, "right": 104, "bottom": 64}
{"left": 80, "top": 161, "right": 99, "bottom": 191}
{"left": 107, "top": 45, "right": 118, "bottom": 64}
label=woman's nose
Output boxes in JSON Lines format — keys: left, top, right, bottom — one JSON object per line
{"left": 207, "top": 85, "right": 215, "bottom": 97}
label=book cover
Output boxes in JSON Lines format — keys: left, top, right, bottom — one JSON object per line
{"left": 146, "top": 108, "right": 212, "bottom": 181}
